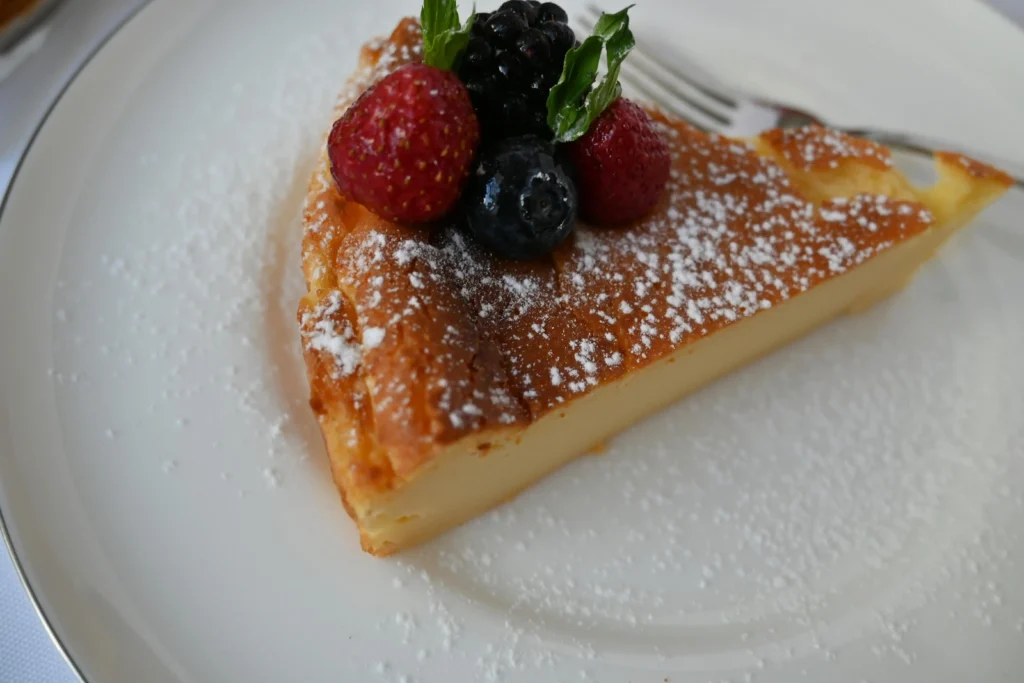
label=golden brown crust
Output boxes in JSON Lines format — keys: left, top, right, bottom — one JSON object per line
{"left": 761, "top": 124, "right": 894, "bottom": 171}
{"left": 935, "top": 151, "right": 1015, "bottom": 187}
{"left": 298, "top": 18, "right": 424, "bottom": 499}
{"left": 298, "top": 19, "right": 1012, "bottom": 531}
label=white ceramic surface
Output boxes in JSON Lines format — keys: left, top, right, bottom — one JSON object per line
{"left": 1, "top": 0, "right": 1023, "bottom": 681}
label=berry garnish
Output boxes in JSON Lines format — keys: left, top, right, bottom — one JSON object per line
{"left": 516, "top": 28, "right": 552, "bottom": 66}
{"left": 499, "top": 93, "right": 531, "bottom": 128}
{"left": 458, "top": 1, "right": 575, "bottom": 141}
{"left": 495, "top": 50, "right": 527, "bottom": 86}
{"left": 464, "top": 135, "right": 578, "bottom": 260}
{"left": 546, "top": 6, "right": 635, "bottom": 142}
{"left": 568, "top": 97, "right": 670, "bottom": 224}
{"left": 420, "top": 0, "right": 476, "bottom": 71}
{"left": 461, "top": 37, "right": 494, "bottom": 79}
{"left": 498, "top": 0, "right": 539, "bottom": 24}
{"left": 536, "top": 1, "right": 569, "bottom": 24}
{"left": 486, "top": 10, "right": 530, "bottom": 47}
{"left": 471, "top": 12, "right": 493, "bottom": 35}
{"left": 539, "top": 21, "right": 575, "bottom": 61}
{"left": 466, "top": 74, "right": 502, "bottom": 115}
{"left": 328, "top": 64, "right": 480, "bottom": 224}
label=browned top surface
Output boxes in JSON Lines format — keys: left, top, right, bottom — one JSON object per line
{"left": 298, "top": 20, "right": 951, "bottom": 485}
{"left": 761, "top": 125, "right": 893, "bottom": 171}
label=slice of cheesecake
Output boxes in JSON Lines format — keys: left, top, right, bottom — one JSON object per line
{"left": 297, "top": 18, "right": 1013, "bottom": 556}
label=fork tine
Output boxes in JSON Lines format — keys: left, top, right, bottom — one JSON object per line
{"left": 616, "top": 68, "right": 723, "bottom": 132}
{"left": 579, "top": 4, "right": 739, "bottom": 116}
{"left": 573, "top": 12, "right": 728, "bottom": 132}
{"left": 619, "top": 57, "right": 731, "bottom": 126}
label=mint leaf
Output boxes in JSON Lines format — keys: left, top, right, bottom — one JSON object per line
{"left": 547, "top": 6, "right": 635, "bottom": 142}
{"left": 421, "top": 0, "right": 475, "bottom": 71}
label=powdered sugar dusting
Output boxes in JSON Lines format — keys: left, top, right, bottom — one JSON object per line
{"left": 301, "top": 291, "right": 361, "bottom": 377}
{"left": 295, "top": 26, "right": 1022, "bottom": 679}
{"left": 36, "top": 8, "right": 1024, "bottom": 682}
{"left": 51, "top": 12, "right": 377, "bottom": 490}
{"left": 362, "top": 326, "right": 386, "bottom": 349}
{"left": 306, "top": 114, "right": 932, "bottom": 438}
{"left": 763, "top": 125, "right": 893, "bottom": 171}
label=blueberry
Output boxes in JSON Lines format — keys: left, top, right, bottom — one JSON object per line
{"left": 498, "top": 0, "right": 539, "bottom": 24}
{"left": 515, "top": 28, "right": 552, "bottom": 67}
{"left": 536, "top": 2, "right": 568, "bottom": 24}
{"left": 464, "top": 135, "right": 577, "bottom": 260}
{"left": 539, "top": 21, "right": 575, "bottom": 61}
{"left": 460, "top": 37, "right": 494, "bottom": 80}
{"left": 495, "top": 50, "right": 527, "bottom": 86}
{"left": 485, "top": 10, "right": 529, "bottom": 48}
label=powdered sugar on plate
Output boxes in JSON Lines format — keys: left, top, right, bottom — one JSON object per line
{"left": 32, "top": 5, "right": 1024, "bottom": 682}
{"left": 49, "top": 12, "right": 382, "bottom": 495}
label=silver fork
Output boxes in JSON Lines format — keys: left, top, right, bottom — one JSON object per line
{"left": 577, "top": 4, "right": 1023, "bottom": 188}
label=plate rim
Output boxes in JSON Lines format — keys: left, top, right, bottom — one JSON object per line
{"left": 0, "top": 1, "right": 1021, "bottom": 682}
{"left": 0, "top": 2, "right": 156, "bottom": 681}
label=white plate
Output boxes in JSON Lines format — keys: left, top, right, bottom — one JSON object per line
{"left": 2, "top": 0, "right": 1023, "bottom": 681}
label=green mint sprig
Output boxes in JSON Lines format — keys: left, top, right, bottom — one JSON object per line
{"left": 421, "top": 0, "right": 476, "bottom": 71}
{"left": 546, "top": 6, "right": 635, "bottom": 143}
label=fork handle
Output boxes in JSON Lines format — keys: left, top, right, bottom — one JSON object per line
{"left": 846, "top": 128, "right": 1024, "bottom": 189}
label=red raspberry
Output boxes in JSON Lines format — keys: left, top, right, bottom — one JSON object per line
{"left": 567, "top": 98, "right": 671, "bottom": 225}
{"left": 328, "top": 63, "right": 480, "bottom": 224}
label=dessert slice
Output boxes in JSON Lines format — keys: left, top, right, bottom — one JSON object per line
{"left": 298, "top": 13, "right": 1012, "bottom": 556}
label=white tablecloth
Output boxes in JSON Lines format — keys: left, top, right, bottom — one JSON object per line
{"left": 0, "top": 1, "right": 1021, "bottom": 681}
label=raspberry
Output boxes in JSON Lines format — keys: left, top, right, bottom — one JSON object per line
{"left": 328, "top": 63, "right": 480, "bottom": 224}
{"left": 567, "top": 98, "right": 671, "bottom": 225}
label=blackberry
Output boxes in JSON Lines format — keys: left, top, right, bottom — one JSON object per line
{"left": 498, "top": 0, "right": 539, "bottom": 24}
{"left": 538, "top": 21, "right": 575, "bottom": 61}
{"left": 536, "top": 2, "right": 569, "bottom": 24}
{"left": 463, "top": 135, "right": 578, "bottom": 260}
{"left": 515, "top": 28, "right": 551, "bottom": 67}
{"left": 461, "top": 37, "right": 494, "bottom": 80}
{"left": 465, "top": 75, "right": 502, "bottom": 116}
{"left": 499, "top": 93, "right": 531, "bottom": 129}
{"left": 495, "top": 50, "right": 527, "bottom": 86}
{"left": 459, "top": 1, "right": 575, "bottom": 142}
{"left": 471, "top": 12, "right": 493, "bottom": 36}
{"left": 525, "top": 73, "right": 555, "bottom": 112}
{"left": 485, "top": 10, "right": 529, "bottom": 48}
